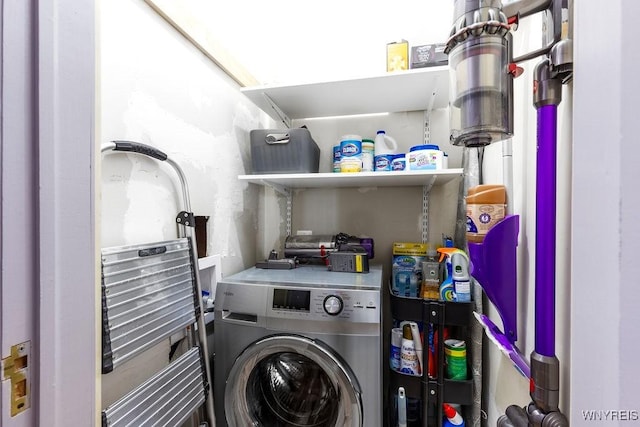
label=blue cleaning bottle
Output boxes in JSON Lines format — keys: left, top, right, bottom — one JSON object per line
{"left": 439, "top": 254, "right": 455, "bottom": 301}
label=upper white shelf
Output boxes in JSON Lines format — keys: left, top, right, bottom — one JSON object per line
{"left": 239, "top": 169, "right": 462, "bottom": 190}
{"left": 241, "top": 66, "right": 449, "bottom": 124}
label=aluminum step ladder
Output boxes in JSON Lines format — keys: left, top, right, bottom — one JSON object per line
{"left": 100, "top": 141, "right": 215, "bottom": 426}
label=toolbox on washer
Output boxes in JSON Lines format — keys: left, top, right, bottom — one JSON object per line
{"left": 250, "top": 127, "right": 320, "bottom": 174}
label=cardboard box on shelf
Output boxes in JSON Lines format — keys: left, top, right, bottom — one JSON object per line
{"left": 410, "top": 43, "right": 448, "bottom": 69}
{"left": 387, "top": 40, "right": 409, "bottom": 72}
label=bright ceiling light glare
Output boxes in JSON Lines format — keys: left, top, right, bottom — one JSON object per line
{"left": 301, "top": 112, "right": 391, "bottom": 122}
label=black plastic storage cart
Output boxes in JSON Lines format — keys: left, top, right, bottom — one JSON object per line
{"left": 388, "top": 288, "right": 474, "bottom": 427}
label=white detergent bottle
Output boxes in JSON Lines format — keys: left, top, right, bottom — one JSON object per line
{"left": 452, "top": 252, "right": 471, "bottom": 302}
{"left": 374, "top": 130, "right": 398, "bottom": 156}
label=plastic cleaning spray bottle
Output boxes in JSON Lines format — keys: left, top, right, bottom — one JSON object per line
{"left": 437, "top": 248, "right": 455, "bottom": 301}
{"left": 451, "top": 252, "right": 471, "bottom": 302}
{"left": 437, "top": 248, "right": 470, "bottom": 302}
{"left": 443, "top": 403, "right": 465, "bottom": 427}
{"left": 374, "top": 130, "right": 398, "bottom": 156}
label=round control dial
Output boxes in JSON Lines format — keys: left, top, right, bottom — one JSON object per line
{"left": 323, "top": 295, "right": 344, "bottom": 316}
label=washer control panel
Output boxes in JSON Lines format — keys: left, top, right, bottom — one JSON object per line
{"left": 270, "top": 287, "right": 380, "bottom": 322}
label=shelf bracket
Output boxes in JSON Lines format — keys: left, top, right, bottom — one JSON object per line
{"left": 260, "top": 180, "right": 289, "bottom": 196}
{"left": 262, "top": 93, "right": 291, "bottom": 128}
{"left": 285, "top": 189, "right": 292, "bottom": 237}
{"left": 421, "top": 110, "right": 433, "bottom": 243}
{"left": 423, "top": 110, "right": 431, "bottom": 145}
{"left": 256, "top": 180, "right": 292, "bottom": 236}
{"left": 422, "top": 177, "right": 435, "bottom": 244}
{"left": 427, "top": 75, "right": 439, "bottom": 112}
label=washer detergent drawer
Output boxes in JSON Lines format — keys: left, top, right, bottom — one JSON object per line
{"left": 224, "top": 335, "right": 363, "bottom": 427}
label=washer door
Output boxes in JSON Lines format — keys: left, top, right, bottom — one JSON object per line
{"left": 224, "top": 334, "right": 363, "bottom": 427}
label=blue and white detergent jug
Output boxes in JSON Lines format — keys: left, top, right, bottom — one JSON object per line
{"left": 374, "top": 130, "right": 398, "bottom": 171}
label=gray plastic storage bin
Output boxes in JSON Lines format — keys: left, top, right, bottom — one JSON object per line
{"left": 250, "top": 128, "right": 320, "bottom": 174}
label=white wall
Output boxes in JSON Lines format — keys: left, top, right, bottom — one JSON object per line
{"left": 98, "top": 0, "right": 275, "bottom": 405}
{"left": 100, "top": 0, "right": 276, "bottom": 268}
{"left": 571, "top": 1, "right": 640, "bottom": 423}
{"left": 205, "top": 0, "right": 455, "bottom": 84}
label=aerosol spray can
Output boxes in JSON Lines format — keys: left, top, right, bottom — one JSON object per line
{"left": 400, "top": 323, "right": 420, "bottom": 376}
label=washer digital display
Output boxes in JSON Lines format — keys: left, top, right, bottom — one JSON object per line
{"left": 272, "top": 289, "right": 311, "bottom": 311}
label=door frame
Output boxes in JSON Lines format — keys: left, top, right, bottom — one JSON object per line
{"left": 1, "top": 0, "right": 98, "bottom": 425}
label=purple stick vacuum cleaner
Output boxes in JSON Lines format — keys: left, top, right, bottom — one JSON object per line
{"left": 446, "top": 0, "right": 573, "bottom": 425}
{"left": 524, "top": 58, "right": 567, "bottom": 425}
{"left": 500, "top": 46, "right": 571, "bottom": 427}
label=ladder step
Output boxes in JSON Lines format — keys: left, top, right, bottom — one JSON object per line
{"left": 102, "top": 347, "right": 207, "bottom": 427}
{"left": 101, "top": 238, "right": 198, "bottom": 373}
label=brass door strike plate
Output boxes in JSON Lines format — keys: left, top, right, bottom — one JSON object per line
{"left": 2, "top": 341, "right": 30, "bottom": 416}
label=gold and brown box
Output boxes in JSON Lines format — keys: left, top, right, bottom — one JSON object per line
{"left": 387, "top": 40, "right": 409, "bottom": 72}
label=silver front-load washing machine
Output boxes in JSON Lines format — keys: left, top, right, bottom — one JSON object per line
{"left": 214, "top": 265, "right": 382, "bottom": 427}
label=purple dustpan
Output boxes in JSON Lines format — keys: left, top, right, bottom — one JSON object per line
{"left": 468, "top": 215, "right": 519, "bottom": 344}
{"left": 474, "top": 312, "right": 530, "bottom": 378}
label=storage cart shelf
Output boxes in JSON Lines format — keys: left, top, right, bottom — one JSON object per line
{"left": 388, "top": 371, "right": 475, "bottom": 407}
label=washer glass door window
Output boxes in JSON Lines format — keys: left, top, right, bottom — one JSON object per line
{"left": 224, "top": 334, "right": 363, "bottom": 427}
